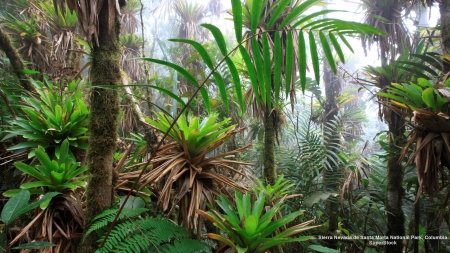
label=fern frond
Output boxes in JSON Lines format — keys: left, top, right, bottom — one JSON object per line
{"left": 84, "top": 207, "right": 149, "bottom": 238}
{"left": 94, "top": 216, "right": 208, "bottom": 253}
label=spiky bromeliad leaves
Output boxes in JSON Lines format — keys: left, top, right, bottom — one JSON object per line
{"left": 197, "top": 188, "right": 321, "bottom": 253}
{"left": 139, "top": 112, "right": 253, "bottom": 232}
{"left": 84, "top": 207, "right": 208, "bottom": 253}
{"left": 3, "top": 139, "right": 87, "bottom": 197}
{"left": 378, "top": 78, "right": 450, "bottom": 204}
{"left": 2, "top": 77, "right": 89, "bottom": 158}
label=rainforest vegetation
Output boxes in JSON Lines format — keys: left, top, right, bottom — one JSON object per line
{"left": 0, "top": 0, "right": 449, "bottom": 252}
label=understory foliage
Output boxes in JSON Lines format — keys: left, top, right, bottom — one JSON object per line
{"left": 2, "top": 77, "right": 89, "bottom": 157}
{"left": 85, "top": 205, "right": 208, "bottom": 253}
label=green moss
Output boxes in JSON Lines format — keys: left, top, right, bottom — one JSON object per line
{"left": 263, "top": 110, "right": 277, "bottom": 186}
{"left": 79, "top": 1, "right": 124, "bottom": 252}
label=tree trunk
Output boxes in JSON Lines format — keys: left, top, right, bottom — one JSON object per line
{"left": 385, "top": 109, "right": 406, "bottom": 253}
{"left": 0, "top": 27, "right": 34, "bottom": 92}
{"left": 78, "top": 1, "right": 124, "bottom": 252}
{"left": 323, "top": 64, "right": 341, "bottom": 249}
{"left": 440, "top": 0, "right": 450, "bottom": 74}
{"left": 263, "top": 109, "right": 277, "bottom": 186}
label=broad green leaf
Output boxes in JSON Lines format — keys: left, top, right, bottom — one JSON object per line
{"left": 303, "top": 191, "right": 333, "bottom": 207}
{"left": 20, "top": 181, "right": 56, "bottom": 189}
{"left": 329, "top": 32, "right": 345, "bottom": 63}
{"left": 8, "top": 192, "right": 60, "bottom": 223}
{"left": 298, "top": 31, "right": 307, "bottom": 92}
{"left": 251, "top": 37, "right": 266, "bottom": 104}
{"left": 244, "top": 215, "right": 258, "bottom": 235}
{"left": 230, "top": 0, "right": 243, "bottom": 42}
{"left": 17, "top": 69, "right": 40, "bottom": 75}
{"left": 396, "top": 66, "right": 430, "bottom": 79}
{"left": 262, "top": 33, "right": 272, "bottom": 109}
{"left": 14, "top": 162, "right": 50, "bottom": 182}
{"left": 250, "top": 0, "right": 263, "bottom": 33}
{"left": 397, "top": 60, "right": 439, "bottom": 77}
{"left": 411, "top": 53, "right": 442, "bottom": 70}
{"left": 292, "top": 10, "right": 341, "bottom": 28}
{"left": 54, "top": 104, "right": 62, "bottom": 125}
{"left": 225, "top": 57, "right": 244, "bottom": 113}
{"left": 170, "top": 39, "right": 214, "bottom": 69}
{"left": 377, "top": 92, "right": 417, "bottom": 110}
{"left": 267, "top": 0, "right": 291, "bottom": 29}
{"left": 338, "top": 33, "right": 354, "bottom": 53}
{"left": 212, "top": 72, "right": 229, "bottom": 115}
{"left": 422, "top": 87, "right": 439, "bottom": 111}
{"left": 309, "top": 31, "right": 320, "bottom": 84}
{"left": 148, "top": 85, "right": 186, "bottom": 106}
{"left": 201, "top": 24, "right": 227, "bottom": 55}
{"left": 319, "top": 31, "right": 336, "bottom": 73}
{"left": 142, "top": 58, "right": 210, "bottom": 113}
{"left": 1, "top": 190, "right": 30, "bottom": 224}
{"left": 204, "top": 233, "right": 236, "bottom": 249}
{"left": 274, "top": 31, "right": 282, "bottom": 102}
{"left": 280, "top": 0, "right": 321, "bottom": 28}
{"left": 285, "top": 30, "right": 294, "bottom": 98}
{"left": 240, "top": 46, "right": 261, "bottom": 106}
{"left": 12, "top": 241, "right": 56, "bottom": 250}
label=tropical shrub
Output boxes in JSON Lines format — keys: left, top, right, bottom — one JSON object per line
{"left": 3, "top": 139, "right": 87, "bottom": 197}
{"left": 84, "top": 201, "right": 208, "bottom": 253}
{"left": 197, "top": 188, "right": 320, "bottom": 253}
{"left": 2, "top": 77, "right": 89, "bottom": 157}
{"left": 0, "top": 190, "right": 60, "bottom": 252}
{"left": 135, "top": 112, "right": 252, "bottom": 231}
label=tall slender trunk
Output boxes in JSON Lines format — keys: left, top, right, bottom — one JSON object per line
{"left": 323, "top": 64, "right": 341, "bottom": 249}
{"left": 79, "top": 1, "right": 125, "bottom": 252}
{"left": 385, "top": 96, "right": 406, "bottom": 253}
{"left": 263, "top": 109, "right": 276, "bottom": 185}
{"left": 440, "top": 0, "right": 450, "bottom": 74}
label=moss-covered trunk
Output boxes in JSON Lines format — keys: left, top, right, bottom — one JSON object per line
{"left": 0, "top": 27, "right": 34, "bottom": 92}
{"left": 385, "top": 108, "right": 406, "bottom": 253}
{"left": 78, "top": 1, "right": 124, "bottom": 252}
{"left": 441, "top": 0, "right": 450, "bottom": 74}
{"left": 263, "top": 109, "right": 276, "bottom": 185}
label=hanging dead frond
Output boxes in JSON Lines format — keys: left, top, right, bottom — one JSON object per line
{"left": 121, "top": 113, "right": 254, "bottom": 231}
{"left": 399, "top": 109, "right": 450, "bottom": 204}
{"left": 56, "top": 0, "right": 121, "bottom": 46}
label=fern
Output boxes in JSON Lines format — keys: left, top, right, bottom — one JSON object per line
{"left": 86, "top": 208, "right": 208, "bottom": 253}
{"left": 84, "top": 207, "right": 149, "bottom": 238}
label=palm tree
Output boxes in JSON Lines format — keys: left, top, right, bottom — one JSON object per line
{"left": 362, "top": 0, "right": 414, "bottom": 251}
{"left": 233, "top": 0, "right": 384, "bottom": 187}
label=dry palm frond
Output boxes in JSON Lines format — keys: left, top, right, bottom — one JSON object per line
{"left": 121, "top": 0, "right": 141, "bottom": 34}
{"left": 120, "top": 34, "right": 146, "bottom": 82}
{"left": 8, "top": 192, "right": 84, "bottom": 252}
{"left": 400, "top": 109, "right": 450, "bottom": 204}
{"left": 33, "top": 2, "right": 79, "bottom": 78}
{"left": 0, "top": 13, "right": 51, "bottom": 74}
{"left": 361, "top": 0, "right": 411, "bottom": 63}
{"left": 175, "top": 0, "right": 207, "bottom": 42}
{"left": 56, "top": 0, "right": 121, "bottom": 46}
{"left": 125, "top": 112, "right": 254, "bottom": 231}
